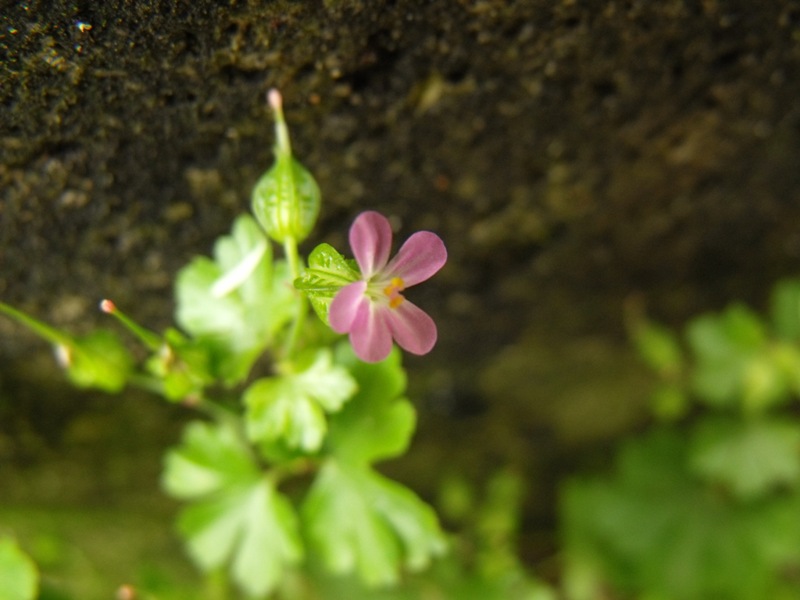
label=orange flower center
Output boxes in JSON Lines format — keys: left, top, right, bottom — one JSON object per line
{"left": 383, "top": 277, "right": 406, "bottom": 309}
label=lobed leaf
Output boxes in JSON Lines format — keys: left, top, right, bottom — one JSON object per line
{"left": 686, "top": 305, "right": 768, "bottom": 408}
{"left": 562, "top": 428, "right": 800, "bottom": 600}
{"left": 688, "top": 417, "right": 800, "bottom": 499}
{"left": 163, "top": 420, "right": 303, "bottom": 597}
{"left": 244, "top": 349, "right": 357, "bottom": 452}
{"left": 175, "top": 214, "right": 295, "bottom": 384}
{"left": 303, "top": 460, "right": 447, "bottom": 587}
{"left": 327, "top": 345, "right": 414, "bottom": 465}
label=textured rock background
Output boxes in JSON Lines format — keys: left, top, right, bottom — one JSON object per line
{"left": 3, "top": 0, "right": 800, "bottom": 555}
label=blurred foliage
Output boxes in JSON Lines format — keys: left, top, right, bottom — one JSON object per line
{"left": 0, "top": 535, "right": 38, "bottom": 600}
{"left": 563, "top": 279, "right": 800, "bottom": 600}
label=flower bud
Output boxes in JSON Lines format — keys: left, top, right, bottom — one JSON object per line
{"left": 251, "top": 89, "right": 320, "bottom": 243}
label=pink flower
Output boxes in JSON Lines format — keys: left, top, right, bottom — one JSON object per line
{"left": 329, "top": 211, "right": 447, "bottom": 363}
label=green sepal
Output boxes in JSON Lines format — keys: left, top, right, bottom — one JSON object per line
{"left": 294, "top": 243, "right": 360, "bottom": 325}
{"left": 60, "top": 330, "right": 134, "bottom": 393}
{"left": 252, "top": 155, "right": 321, "bottom": 244}
{"left": 145, "top": 328, "right": 213, "bottom": 402}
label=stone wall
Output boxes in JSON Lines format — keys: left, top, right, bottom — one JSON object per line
{"left": 3, "top": 0, "right": 800, "bottom": 441}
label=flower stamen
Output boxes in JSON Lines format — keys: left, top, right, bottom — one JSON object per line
{"left": 383, "top": 277, "right": 406, "bottom": 309}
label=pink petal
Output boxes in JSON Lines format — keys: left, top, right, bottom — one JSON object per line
{"left": 329, "top": 281, "right": 368, "bottom": 333}
{"left": 384, "top": 231, "right": 447, "bottom": 287}
{"left": 349, "top": 211, "right": 393, "bottom": 278}
{"left": 387, "top": 300, "right": 438, "bottom": 356}
{"left": 350, "top": 303, "right": 394, "bottom": 363}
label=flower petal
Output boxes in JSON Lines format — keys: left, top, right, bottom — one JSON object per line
{"left": 329, "top": 281, "right": 368, "bottom": 333}
{"left": 387, "top": 300, "right": 438, "bottom": 356}
{"left": 384, "top": 231, "right": 447, "bottom": 287}
{"left": 349, "top": 211, "right": 393, "bottom": 278}
{"left": 350, "top": 303, "right": 394, "bottom": 363}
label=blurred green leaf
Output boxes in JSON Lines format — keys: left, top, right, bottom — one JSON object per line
{"left": 475, "top": 470, "right": 525, "bottom": 580}
{"left": 632, "top": 320, "right": 683, "bottom": 376}
{"left": 244, "top": 349, "right": 357, "bottom": 452}
{"left": 294, "top": 243, "right": 360, "bottom": 326}
{"left": 303, "top": 460, "right": 447, "bottom": 587}
{"left": 650, "top": 382, "right": 689, "bottom": 421}
{"left": 773, "top": 342, "right": 800, "bottom": 396}
{"left": 562, "top": 428, "right": 800, "bottom": 600}
{"left": 689, "top": 417, "right": 800, "bottom": 499}
{"left": 741, "top": 352, "right": 792, "bottom": 412}
{"left": 771, "top": 278, "right": 800, "bottom": 341}
{"left": 163, "top": 421, "right": 302, "bottom": 598}
{"left": 0, "top": 536, "right": 38, "bottom": 600}
{"left": 175, "top": 214, "right": 295, "bottom": 384}
{"left": 686, "top": 305, "right": 768, "bottom": 408}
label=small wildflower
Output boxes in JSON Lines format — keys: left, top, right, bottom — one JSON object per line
{"left": 329, "top": 211, "right": 447, "bottom": 362}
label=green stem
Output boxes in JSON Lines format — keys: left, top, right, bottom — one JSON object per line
{"left": 0, "top": 301, "right": 73, "bottom": 347}
{"left": 100, "top": 299, "right": 162, "bottom": 351}
{"left": 283, "top": 236, "right": 301, "bottom": 281}
{"left": 281, "top": 235, "right": 308, "bottom": 359}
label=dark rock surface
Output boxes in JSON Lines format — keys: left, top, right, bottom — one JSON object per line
{"left": 3, "top": 0, "right": 800, "bottom": 443}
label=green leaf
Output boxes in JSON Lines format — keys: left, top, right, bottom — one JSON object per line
{"left": 0, "top": 536, "right": 38, "bottom": 600}
{"left": 179, "top": 479, "right": 302, "bottom": 598}
{"left": 562, "top": 428, "right": 800, "bottom": 600}
{"left": 649, "top": 382, "right": 689, "bottom": 421}
{"left": 294, "top": 243, "right": 360, "bottom": 325}
{"left": 163, "top": 421, "right": 258, "bottom": 499}
{"left": 327, "top": 345, "right": 415, "bottom": 465}
{"left": 303, "top": 460, "right": 447, "bottom": 587}
{"left": 771, "top": 278, "right": 800, "bottom": 340}
{"left": 163, "top": 421, "right": 303, "bottom": 598}
{"left": 244, "top": 349, "right": 357, "bottom": 452}
{"left": 686, "top": 304, "right": 768, "bottom": 408}
{"left": 175, "top": 214, "right": 295, "bottom": 384}
{"left": 632, "top": 320, "right": 683, "bottom": 376}
{"left": 300, "top": 347, "right": 444, "bottom": 588}
{"left": 689, "top": 417, "right": 800, "bottom": 499}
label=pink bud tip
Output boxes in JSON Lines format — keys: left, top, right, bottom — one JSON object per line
{"left": 268, "top": 88, "right": 282, "bottom": 112}
{"left": 99, "top": 299, "right": 116, "bottom": 313}
{"left": 116, "top": 584, "right": 136, "bottom": 600}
